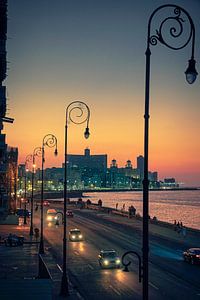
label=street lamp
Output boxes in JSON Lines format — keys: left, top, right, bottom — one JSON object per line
{"left": 39, "top": 134, "right": 58, "bottom": 254}
{"left": 143, "top": 5, "right": 197, "bottom": 299}
{"left": 29, "top": 147, "right": 42, "bottom": 236}
{"left": 60, "top": 101, "right": 90, "bottom": 296}
{"left": 24, "top": 154, "right": 32, "bottom": 225}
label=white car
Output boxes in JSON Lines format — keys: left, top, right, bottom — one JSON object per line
{"left": 46, "top": 209, "right": 57, "bottom": 222}
{"left": 69, "top": 228, "right": 83, "bottom": 241}
{"left": 98, "top": 250, "right": 121, "bottom": 269}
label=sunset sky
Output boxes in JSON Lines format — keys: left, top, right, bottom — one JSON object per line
{"left": 4, "top": 0, "right": 200, "bottom": 186}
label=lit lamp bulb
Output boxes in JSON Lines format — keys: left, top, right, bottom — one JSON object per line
{"left": 185, "top": 58, "right": 198, "bottom": 84}
{"left": 84, "top": 127, "right": 90, "bottom": 139}
{"left": 54, "top": 148, "right": 58, "bottom": 156}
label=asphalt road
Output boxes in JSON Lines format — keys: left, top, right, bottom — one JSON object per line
{"left": 34, "top": 205, "right": 200, "bottom": 300}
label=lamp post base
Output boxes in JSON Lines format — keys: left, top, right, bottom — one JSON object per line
{"left": 60, "top": 274, "right": 69, "bottom": 296}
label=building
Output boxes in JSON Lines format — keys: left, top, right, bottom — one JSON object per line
{"left": 7, "top": 147, "right": 18, "bottom": 210}
{"left": 137, "top": 155, "right": 144, "bottom": 180}
{"left": 67, "top": 148, "right": 107, "bottom": 171}
{"left": 67, "top": 148, "right": 107, "bottom": 188}
{"left": 0, "top": 0, "right": 14, "bottom": 212}
{"left": 162, "top": 178, "right": 179, "bottom": 188}
{"left": 106, "top": 159, "right": 140, "bottom": 189}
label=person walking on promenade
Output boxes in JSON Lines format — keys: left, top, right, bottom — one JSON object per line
{"left": 182, "top": 227, "right": 187, "bottom": 238}
{"left": 34, "top": 228, "right": 39, "bottom": 241}
{"left": 116, "top": 203, "right": 118, "bottom": 210}
{"left": 174, "top": 220, "right": 177, "bottom": 230}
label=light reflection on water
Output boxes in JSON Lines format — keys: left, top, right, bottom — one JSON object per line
{"left": 83, "top": 190, "right": 200, "bottom": 230}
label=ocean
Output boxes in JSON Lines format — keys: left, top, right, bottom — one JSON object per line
{"left": 83, "top": 190, "right": 200, "bottom": 230}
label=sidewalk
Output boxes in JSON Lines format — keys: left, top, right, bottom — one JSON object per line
{"left": 84, "top": 208, "right": 200, "bottom": 247}
{"left": 0, "top": 223, "right": 82, "bottom": 300}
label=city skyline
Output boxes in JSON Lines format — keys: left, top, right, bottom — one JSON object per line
{"left": 4, "top": 0, "right": 200, "bottom": 186}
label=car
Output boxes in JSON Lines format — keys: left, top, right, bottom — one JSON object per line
{"left": 66, "top": 210, "right": 73, "bottom": 217}
{"left": 4, "top": 234, "right": 25, "bottom": 247}
{"left": 98, "top": 250, "right": 121, "bottom": 269}
{"left": 69, "top": 228, "right": 83, "bottom": 241}
{"left": 44, "top": 200, "right": 50, "bottom": 206}
{"left": 183, "top": 248, "right": 200, "bottom": 264}
{"left": 46, "top": 209, "right": 58, "bottom": 222}
{"left": 16, "top": 208, "right": 31, "bottom": 217}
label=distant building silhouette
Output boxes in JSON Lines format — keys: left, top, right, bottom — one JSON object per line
{"left": 137, "top": 155, "right": 144, "bottom": 180}
{"left": 66, "top": 148, "right": 107, "bottom": 188}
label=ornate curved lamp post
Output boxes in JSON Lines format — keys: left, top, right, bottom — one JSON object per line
{"left": 60, "top": 101, "right": 90, "bottom": 296}
{"left": 29, "top": 147, "right": 42, "bottom": 236}
{"left": 143, "top": 5, "right": 197, "bottom": 299}
{"left": 39, "top": 134, "right": 58, "bottom": 254}
{"left": 24, "top": 154, "right": 32, "bottom": 225}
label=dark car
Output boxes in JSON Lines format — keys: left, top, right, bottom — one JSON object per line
{"left": 66, "top": 210, "right": 73, "bottom": 217}
{"left": 98, "top": 250, "right": 121, "bottom": 269}
{"left": 183, "top": 248, "right": 200, "bottom": 264}
{"left": 4, "top": 234, "right": 25, "bottom": 247}
{"left": 69, "top": 228, "right": 83, "bottom": 241}
{"left": 16, "top": 208, "right": 31, "bottom": 217}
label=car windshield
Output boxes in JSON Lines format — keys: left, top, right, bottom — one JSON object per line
{"left": 103, "top": 252, "right": 117, "bottom": 258}
{"left": 47, "top": 209, "right": 56, "bottom": 214}
{"left": 194, "top": 250, "right": 200, "bottom": 254}
{"left": 71, "top": 230, "right": 81, "bottom": 234}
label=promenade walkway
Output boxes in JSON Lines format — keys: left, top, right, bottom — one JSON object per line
{"left": 0, "top": 223, "right": 82, "bottom": 300}
{"left": 85, "top": 206, "right": 200, "bottom": 247}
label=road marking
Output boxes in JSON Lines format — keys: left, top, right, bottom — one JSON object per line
{"left": 88, "top": 264, "right": 94, "bottom": 270}
{"left": 149, "top": 282, "right": 159, "bottom": 290}
{"left": 56, "top": 264, "right": 63, "bottom": 273}
{"left": 109, "top": 285, "right": 121, "bottom": 296}
{"left": 76, "top": 292, "right": 85, "bottom": 300}
{"left": 74, "top": 250, "right": 79, "bottom": 256}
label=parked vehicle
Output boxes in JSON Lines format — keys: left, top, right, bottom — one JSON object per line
{"left": 98, "top": 250, "right": 121, "bottom": 269}
{"left": 66, "top": 210, "right": 73, "bottom": 217}
{"left": 183, "top": 248, "right": 200, "bottom": 264}
{"left": 16, "top": 208, "right": 31, "bottom": 217}
{"left": 4, "top": 234, "right": 25, "bottom": 247}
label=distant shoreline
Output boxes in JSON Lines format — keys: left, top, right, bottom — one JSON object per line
{"left": 83, "top": 187, "right": 199, "bottom": 193}
{"left": 33, "top": 187, "right": 199, "bottom": 200}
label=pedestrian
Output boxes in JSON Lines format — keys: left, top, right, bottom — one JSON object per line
{"left": 122, "top": 203, "right": 125, "bottom": 211}
{"left": 182, "top": 227, "right": 187, "bottom": 238}
{"left": 55, "top": 219, "right": 59, "bottom": 227}
{"left": 34, "top": 228, "right": 39, "bottom": 241}
{"left": 98, "top": 199, "right": 102, "bottom": 207}
{"left": 116, "top": 203, "right": 118, "bottom": 210}
{"left": 8, "top": 233, "right": 13, "bottom": 246}
{"left": 174, "top": 220, "right": 177, "bottom": 231}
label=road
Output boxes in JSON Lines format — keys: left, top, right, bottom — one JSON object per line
{"left": 34, "top": 204, "right": 200, "bottom": 300}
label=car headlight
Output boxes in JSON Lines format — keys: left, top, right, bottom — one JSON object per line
{"left": 116, "top": 259, "right": 121, "bottom": 264}
{"left": 103, "top": 260, "right": 109, "bottom": 265}
{"left": 79, "top": 235, "right": 83, "bottom": 239}
{"left": 72, "top": 235, "right": 76, "bottom": 239}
